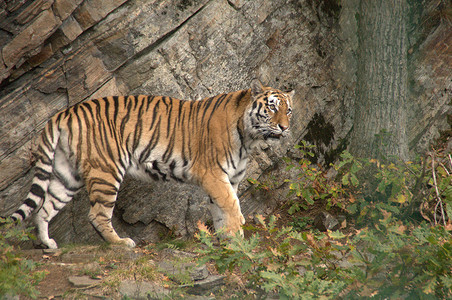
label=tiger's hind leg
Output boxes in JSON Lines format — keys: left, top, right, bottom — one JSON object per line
{"left": 35, "top": 146, "right": 83, "bottom": 249}
{"left": 85, "top": 171, "right": 135, "bottom": 248}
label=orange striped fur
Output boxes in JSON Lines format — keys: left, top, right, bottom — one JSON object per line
{"left": 10, "top": 80, "right": 294, "bottom": 248}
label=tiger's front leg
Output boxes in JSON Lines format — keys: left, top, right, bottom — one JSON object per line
{"left": 202, "top": 175, "right": 245, "bottom": 237}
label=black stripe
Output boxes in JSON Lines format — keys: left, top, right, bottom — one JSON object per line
{"left": 152, "top": 161, "right": 167, "bottom": 180}
{"left": 100, "top": 119, "right": 117, "bottom": 165}
{"left": 92, "top": 189, "right": 118, "bottom": 196}
{"left": 40, "top": 130, "right": 54, "bottom": 156}
{"left": 236, "top": 90, "right": 247, "bottom": 107}
{"left": 30, "top": 184, "right": 45, "bottom": 199}
{"left": 144, "top": 95, "right": 152, "bottom": 112}
{"left": 161, "top": 96, "right": 169, "bottom": 109}
{"left": 232, "top": 169, "right": 245, "bottom": 180}
{"left": 169, "top": 160, "right": 183, "bottom": 182}
{"left": 201, "top": 96, "right": 214, "bottom": 122}
{"left": 63, "top": 107, "right": 71, "bottom": 119}
{"left": 216, "top": 157, "right": 228, "bottom": 175}
{"left": 48, "top": 188, "right": 68, "bottom": 203}
{"left": 53, "top": 170, "right": 81, "bottom": 193}
{"left": 73, "top": 104, "right": 84, "bottom": 162}
{"left": 166, "top": 98, "right": 173, "bottom": 137}
{"left": 227, "top": 147, "right": 236, "bottom": 169}
{"left": 132, "top": 98, "right": 145, "bottom": 152}
{"left": 47, "top": 118, "right": 54, "bottom": 144}
{"left": 139, "top": 118, "right": 161, "bottom": 163}
{"left": 89, "top": 178, "right": 119, "bottom": 193}
{"left": 131, "top": 95, "right": 138, "bottom": 110}
{"left": 145, "top": 168, "right": 160, "bottom": 181}
{"left": 180, "top": 104, "right": 188, "bottom": 166}
{"left": 24, "top": 198, "right": 38, "bottom": 209}
{"left": 113, "top": 96, "right": 120, "bottom": 124}
{"left": 37, "top": 145, "right": 53, "bottom": 166}
{"left": 162, "top": 133, "right": 175, "bottom": 162}
{"left": 237, "top": 122, "right": 244, "bottom": 145}
{"left": 16, "top": 210, "right": 26, "bottom": 220}
{"left": 78, "top": 103, "right": 93, "bottom": 159}
{"left": 42, "top": 205, "right": 50, "bottom": 219}
{"left": 120, "top": 99, "right": 133, "bottom": 136}
{"left": 92, "top": 99, "right": 100, "bottom": 112}
{"left": 104, "top": 97, "right": 110, "bottom": 122}
{"left": 67, "top": 113, "right": 74, "bottom": 143}
{"left": 49, "top": 198, "right": 59, "bottom": 211}
{"left": 149, "top": 98, "right": 160, "bottom": 130}
{"left": 177, "top": 100, "right": 184, "bottom": 125}
{"left": 35, "top": 167, "right": 51, "bottom": 181}
{"left": 212, "top": 93, "right": 228, "bottom": 112}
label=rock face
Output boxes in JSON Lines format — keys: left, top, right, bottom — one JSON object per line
{"left": 0, "top": 0, "right": 450, "bottom": 246}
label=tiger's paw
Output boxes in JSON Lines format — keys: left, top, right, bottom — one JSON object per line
{"left": 44, "top": 239, "right": 58, "bottom": 249}
{"left": 119, "top": 237, "right": 136, "bottom": 248}
{"left": 225, "top": 226, "right": 244, "bottom": 238}
{"left": 225, "top": 216, "right": 245, "bottom": 238}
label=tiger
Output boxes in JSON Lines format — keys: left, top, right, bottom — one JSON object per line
{"left": 8, "top": 79, "right": 294, "bottom": 249}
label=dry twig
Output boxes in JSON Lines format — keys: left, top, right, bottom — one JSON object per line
{"left": 430, "top": 152, "right": 447, "bottom": 226}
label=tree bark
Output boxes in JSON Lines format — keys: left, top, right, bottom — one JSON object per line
{"left": 349, "top": 0, "right": 410, "bottom": 161}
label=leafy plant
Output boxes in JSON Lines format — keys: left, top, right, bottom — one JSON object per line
{"left": 196, "top": 145, "right": 452, "bottom": 299}
{"left": 342, "top": 216, "right": 452, "bottom": 298}
{"left": 0, "top": 218, "right": 47, "bottom": 299}
{"left": 427, "top": 152, "right": 452, "bottom": 225}
{"left": 196, "top": 216, "right": 348, "bottom": 299}
{"left": 289, "top": 216, "right": 314, "bottom": 231}
{"left": 335, "top": 150, "right": 430, "bottom": 225}
{"left": 284, "top": 141, "right": 348, "bottom": 213}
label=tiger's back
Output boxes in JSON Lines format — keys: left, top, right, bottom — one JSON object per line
{"left": 10, "top": 80, "right": 293, "bottom": 249}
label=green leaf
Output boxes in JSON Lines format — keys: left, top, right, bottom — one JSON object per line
{"left": 342, "top": 173, "right": 350, "bottom": 186}
{"left": 350, "top": 173, "right": 359, "bottom": 186}
{"left": 348, "top": 203, "right": 358, "bottom": 214}
{"left": 377, "top": 180, "right": 387, "bottom": 193}
{"left": 328, "top": 230, "right": 346, "bottom": 239}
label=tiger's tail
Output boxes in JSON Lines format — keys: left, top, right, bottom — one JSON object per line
{"left": 11, "top": 114, "right": 62, "bottom": 222}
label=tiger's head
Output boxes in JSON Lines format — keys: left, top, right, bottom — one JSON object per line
{"left": 245, "top": 80, "right": 294, "bottom": 141}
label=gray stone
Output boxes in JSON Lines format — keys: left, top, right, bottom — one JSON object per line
{"left": 313, "top": 212, "right": 340, "bottom": 232}
{"left": 158, "top": 260, "right": 209, "bottom": 283}
{"left": 181, "top": 275, "right": 225, "bottom": 296}
{"left": 119, "top": 280, "right": 170, "bottom": 300}
{"left": 68, "top": 275, "right": 101, "bottom": 287}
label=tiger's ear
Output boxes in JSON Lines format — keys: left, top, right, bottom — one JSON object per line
{"left": 287, "top": 90, "right": 295, "bottom": 99}
{"left": 251, "top": 79, "right": 264, "bottom": 97}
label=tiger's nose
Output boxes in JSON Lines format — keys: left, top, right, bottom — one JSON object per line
{"left": 278, "top": 124, "right": 288, "bottom": 131}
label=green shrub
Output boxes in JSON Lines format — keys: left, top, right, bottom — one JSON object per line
{"left": 343, "top": 218, "right": 452, "bottom": 298}
{"left": 284, "top": 141, "right": 348, "bottom": 213}
{"left": 0, "top": 218, "right": 46, "bottom": 299}
{"left": 196, "top": 215, "right": 348, "bottom": 299}
{"left": 336, "top": 149, "right": 451, "bottom": 227}
{"left": 196, "top": 145, "right": 452, "bottom": 299}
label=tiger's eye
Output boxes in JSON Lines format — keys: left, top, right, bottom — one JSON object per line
{"left": 268, "top": 104, "right": 276, "bottom": 111}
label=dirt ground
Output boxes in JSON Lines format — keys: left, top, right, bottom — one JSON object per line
{"left": 11, "top": 203, "right": 346, "bottom": 299}
{"left": 17, "top": 244, "right": 181, "bottom": 299}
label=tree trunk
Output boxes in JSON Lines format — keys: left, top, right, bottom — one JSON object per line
{"left": 349, "top": 0, "right": 410, "bottom": 161}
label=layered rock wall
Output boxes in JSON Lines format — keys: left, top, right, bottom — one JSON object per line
{"left": 0, "top": 0, "right": 450, "bottom": 246}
